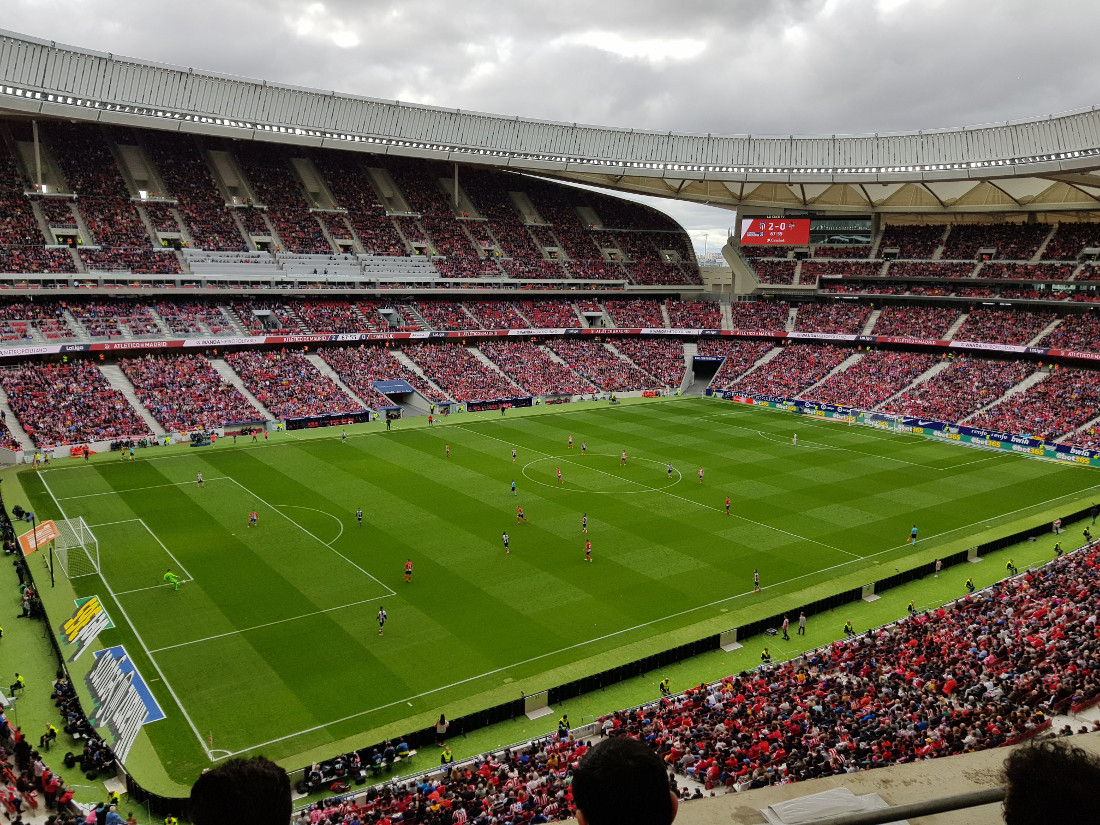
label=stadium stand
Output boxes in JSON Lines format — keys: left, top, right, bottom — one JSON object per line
{"left": 545, "top": 339, "right": 657, "bottom": 392}
{"left": 792, "top": 304, "right": 872, "bottom": 335}
{"left": 801, "top": 350, "right": 937, "bottom": 408}
{"left": 722, "top": 344, "right": 850, "bottom": 398}
{"left": 223, "top": 349, "right": 363, "bottom": 420}
{"left": 942, "top": 223, "right": 1050, "bottom": 260}
{"left": 119, "top": 353, "right": 262, "bottom": 432}
{"left": 877, "top": 223, "right": 946, "bottom": 258}
{"left": 402, "top": 344, "right": 523, "bottom": 402}
{"left": 666, "top": 300, "right": 721, "bottom": 329}
{"left": 478, "top": 341, "right": 595, "bottom": 396}
{"left": 234, "top": 143, "right": 333, "bottom": 254}
{"left": 728, "top": 301, "right": 789, "bottom": 332}
{"left": 0, "top": 360, "right": 151, "bottom": 447}
{"left": 968, "top": 367, "right": 1100, "bottom": 440}
{"left": 1041, "top": 312, "right": 1100, "bottom": 352}
{"left": 871, "top": 305, "right": 962, "bottom": 339}
{"left": 953, "top": 309, "right": 1057, "bottom": 345}
{"left": 604, "top": 300, "right": 664, "bottom": 327}
{"left": 612, "top": 338, "right": 685, "bottom": 388}
{"left": 882, "top": 357, "right": 1036, "bottom": 422}
{"left": 320, "top": 346, "right": 448, "bottom": 404}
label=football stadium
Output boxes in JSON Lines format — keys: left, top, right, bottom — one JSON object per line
{"left": 1, "top": 15, "right": 1100, "bottom": 825}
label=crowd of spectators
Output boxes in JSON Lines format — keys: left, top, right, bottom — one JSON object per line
{"left": 311, "top": 152, "right": 409, "bottom": 256}
{"left": 703, "top": 341, "right": 775, "bottom": 391}
{"left": 1044, "top": 222, "right": 1100, "bottom": 260}
{"left": 800, "top": 261, "right": 884, "bottom": 284}
{"left": 38, "top": 197, "right": 78, "bottom": 229}
{"left": 612, "top": 338, "right": 685, "bottom": 388}
{"left": 320, "top": 346, "right": 448, "bottom": 405}
{"left": 954, "top": 309, "right": 1057, "bottom": 345}
{"left": 501, "top": 259, "right": 568, "bottom": 280}
{"left": 666, "top": 300, "right": 721, "bottom": 329}
{"left": 802, "top": 350, "right": 936, "bottom": 408}
{"left": 119, "top": 353, "right": 261, "bottom": 432}
{"left": 67, "top": 300, "right": 162, "bottom": 338}
{"left": 516, "top": 300, "right": 581, "bottom": 327}
{"left": 460, "top": 172, "right": 546, "bottom": 260}
{"left": 287, "top": 300, "right": 373, "bottom": 334}
{"left": 1041, "top": 312, "right": 1100, "bottom": 352}
{"left": 883, "top": 262, "right": 976, "bottom": 279}
{"left": 564, "top": 261, "right": 627, "bottom": 281}
{"left": 0, "top": 246, "right": 76, "bottom": 274}
{"left": 0, "top": 301, "right": 77, "bottom": 342}
{"left": 871, "top": 306, "right": 962, "bottom": 339}
{"left": 463, "top": 302, "right": 530, "bottom": 330}
{"left": 402, "top": 343, "right": 524, "bottom": 402}
{"left": 968, "top": 367, "right": 1100, "bottom": 439}
{"left": 878, "top": 223, "right": 946, "bottom": 258}
{"left": 979, "top": 263, "right": 1077, "bottom": 281}
{"left": 942, "top": 223, "right": 1050, "bottom": 260}
{"left": 479, "top": 341, "right": 595, "bottom": 396}
{"left": 728, "top": 301, "right": 789, "bottom": 332}
{"left": 808, "top": 245, "right": 870, "bottom": 259}
{"left": 154, "top": 301, "right": 235, "bottom": 336}
{"left": 413, "top": 301, "right": 479, "bottom": 331}
{"left": 793, "top": 304, "right": 872, "bottom": 335}
{"left": 435, "top": 257, "right": 505, "bottom": 280}
{"left": 724, "top": 344, "right": 850, "bottom": 398}
{"left": 234, "top": 143, "right": 334, "bottom": 254}
{"left": 882, "top": 357, "right": 1036, "bottom": 422}
{"left": 223, "top": 349, "right": 363, "bottom": 420}
{"left": 628, "top": 262, "right": 699, "bottom": 286}
{"left": 749, "top": 260, "right": 797, "bottom": 285}
{"left": 0, "top": 144, "right": 75, "bottom": 273}
{"left": 604, "top": 300, "right": 665, "bottom": 327}
{"left": 0, "top": 360, "right": 151, "bottom": 447}
{"left": 142, "top": 201, "right": 180, "bottom": 234}
{"left": 1073, "top": 265, "right": 1100, "bottom": 282}
{"left": 545, "top": 339, "right": 657, "bottom": 392}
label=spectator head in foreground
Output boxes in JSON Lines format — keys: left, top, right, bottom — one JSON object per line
{"left": 573, "top": 737, "right": 678, "bottom": 825}
{"left": 190, "top": 756, "right": 291, "bottom": 825}
{"left": 1001, "top": 740, "right": 1100, "bottom": 825}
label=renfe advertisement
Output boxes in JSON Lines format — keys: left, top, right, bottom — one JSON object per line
{"left": 740, "top": 218, "right": 811, "bottom": 245}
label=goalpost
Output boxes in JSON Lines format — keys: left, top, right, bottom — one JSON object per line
{"left": 52, "top": 517, "right": 100, "bottom": 579}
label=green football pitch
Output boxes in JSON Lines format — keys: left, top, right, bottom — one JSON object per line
{"left": 19, "top": 396, "right": 1100, "bottom": 785}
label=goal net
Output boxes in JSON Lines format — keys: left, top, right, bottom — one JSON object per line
{"left": 54, "top": 517, "right": 99, "bottom": 578}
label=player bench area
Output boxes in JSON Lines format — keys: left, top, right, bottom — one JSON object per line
{"left": 294, "top": 748, "right": 419, "bottom": 795}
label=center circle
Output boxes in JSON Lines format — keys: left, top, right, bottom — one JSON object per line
{"left": 519, "top": 455, "right": 683, "bottom": 494}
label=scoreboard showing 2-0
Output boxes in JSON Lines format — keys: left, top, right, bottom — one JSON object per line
{"left": 739, "top": 218, "right": 811, "bottom": 245}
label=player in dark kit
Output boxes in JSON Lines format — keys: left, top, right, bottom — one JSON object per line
{"left": 502, "top": 532, "right": 510, "bottom": 555}
{"left": 356, "top": 507, "right": 363, "bottom": 526}
{"left": 377, "top": 607, "right": 387, "bottom": 636}
{"left": 581, "top": 513, "right": 588, "bottom": 534}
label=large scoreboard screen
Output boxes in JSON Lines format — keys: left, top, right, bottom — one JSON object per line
{"left": 739, "top": 218, "right": 811, "bottom": 246}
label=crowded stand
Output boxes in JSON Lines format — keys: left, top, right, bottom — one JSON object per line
{"left": 434, "top": 256, "right": 504, "bottom": 279}
{"left": 969, "top": 367, "right": 1100, "bottom": 440}
{"left": 459, "top": 172, "right": 546, "bottom": 261}
{"left": 142, "top": 132, "right": 248, "bottom": 251}
{"left": 413, "top": 301, "right": 478, "bottom": 331}
{"left": 871, "top": 305, "right": 962, "bottom": 339}
{"left": 38, "top": 196, "right": 78, "bottom": 229}
{"left": 478, "top": 341, "right": 595, "bottom": 396}
{"left": 0, "top": 245, "right": 75, "bottom": 274}
{"left": 223, "top": 349, "right": 363, "bottom": 420}
{"left": 234, "top": 144, "right": 333, "bottom": 254}
{"left": 1040, "top": 312, "right": 1100, "bottom": 352}
{"left": 877, "top": 223, "right": 946, "bottom": 258}
{"left": 722, "top": 344, "right": 850, "bottom": 398}
{"left": 0, "top": 414, "right": 21, "bottom": 450}
{"left": 463, "top": 301, "right": 530, "bottom": 330}
{"left": 402, "top": 343, "right": 523, "bottom": 402}
{"left": 612, "top": 338, "right": 686, "bottom": 388}
{"left": 792, "top": 303, "right": 872, "bottom": 335}
{"left": 800, "top": 261, "right": 884, "bottom": 283}
{"left": 729, "top": 301, "right": 789, "bottom": 332}
{"left": 628, "top": 262, "right": 699, "bottom": 285}
{"left": 979, "top": 263, "right": 1077, "bottom": 281}
{"left": 883, "top": 262, "right": 976, "bottom": 279}
{"left": 545, "top": 339, "right": 657, "bottom": 392}
{"left": 564, "top": 261, "right": 626, "bottom": 281}
{"left": 66, "top": 300, "right": 162, "bottom": 338}
{"left": 501, "top": 259, "right": 567, "bottom": 280}
{"left": 524, "top": 179, "right": 603, "bottom": 262}
{"left": 604, "top": 300, "right": 665, "bottom": 327}
{"left": 238, "top": 205, "right": 273, "bottom": 237}
{"left": 119, "top": 353, "right": 261, "bottom": 432}
{"left": 954, "top": 308, "right": 1058, "bottom": 345}
{"left": 230, "top": 301, "right": 292, "bottom": 334}
{"left": 0, "top": 144, "right": 76, "bottom": 273}
{"left": 942, "top": 222, "right": 1050, "bottom": 260}
{"left": 320, "top": 346, "right": 449, "bottom": 405}
{"left": 0, "top": 360, "right": 150, "bottom": 447}
{"left": 1073, "top": 265, "right": 1100, "bottom": 281}
{"left": 882, "top": 357, "right": 1036, "bottom": 422}
{"left": 516, "top": 300, "right": 580, "bottom": 328}
{"left": 802, "top": 350, "right": 937, "bottom": 408}
{"left": 808, "top": 245, "right": 869, "bottom": 259}
{"left": 142, "top": 202, "right": 180, "bottom": 234}
{"left": 952, "top": 286, "right": 996, "bottom": 298}
{"left": 311, "top": 152, "right": 408, "bottom": 256}
{"left": 1044, "top": 222, "right": 1100, "bottom": 260}
{"left": 666, "top": 300, "right": 722, "bottom": 329}
{"left": 749, "top": 260, "right": 797, "bottom": 285}
{"left": 319, "top": 211, "right": 355, "bottom": 243}
{"left": 278, "top": 300, "right": 370, "bottom": 334}
{"left": 154, "top": 301, "right": 235, "bottom": 336}
{"left": 386, "top": 158, "right": 481, "bottom": 259}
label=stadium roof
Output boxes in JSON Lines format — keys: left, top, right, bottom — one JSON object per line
{"left": 3, "top": 29, "right": 1100, "bottom": 214}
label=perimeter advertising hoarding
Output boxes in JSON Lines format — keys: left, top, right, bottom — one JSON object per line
{"left": 739, "top": 218, "right": 811, "bottom": 245}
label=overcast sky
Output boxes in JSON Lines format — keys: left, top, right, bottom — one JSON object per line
{"left": 6, "top": 0, "right": 1099, "bottom": 252}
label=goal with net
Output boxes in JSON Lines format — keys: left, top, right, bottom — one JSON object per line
{"left": 52, "top": 517, "right": 99, "bottom": 579}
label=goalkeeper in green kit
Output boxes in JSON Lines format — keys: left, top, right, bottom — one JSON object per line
{"left": 163, "top": 569, "right": 182, "bottom": 591}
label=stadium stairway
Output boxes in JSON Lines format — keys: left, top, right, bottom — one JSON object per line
{"left": 798, "top": 351, "right": 865, "bottom": 398}
{"left": 0, "top": 387, "right": 36, "bottom": 452}
{"left": 465, "top": 346, "right": 526, "bottom": 394}
{"left": 305, "top": 353, "right": 376, "bottom": 410}
{"left": 720, "top": 302, "right": 733, "bottom": 331}
{"left": 861, "top": 308, "right": 881, "bottom": 336}
{"left": 943, "top": 312, "right": 969, "bottom": 340}
{"left": 209, "top": 357, "right": 274, "bottom": 421}
{"left": 1032, "top": 223, "right": 1059, "bottom": 262}
{"left": 1028, "top": 317, "right": 1064, "bottom": 347}
{"left": 96, "top": 364, "right": 166, "bottom": 438}
{"left": 660, "top": 302, "right": 673, "bottom": 327}
{"left": 402, "top": 304, "right": 433, "bottom": 331}
{"left": 680, "top": 342, "right": 709, "bottom": 396}
{"left": 784, "top": 306, "right": 797, "bottom": 333}
{"left": 876, "top": 359, "right": 954, "bottom": 410}
{"left": 960, "top": 368, "right": 1050, "bottom": 424}
{"left": 390, "top": 350, "right": 450, "bottom": 401}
